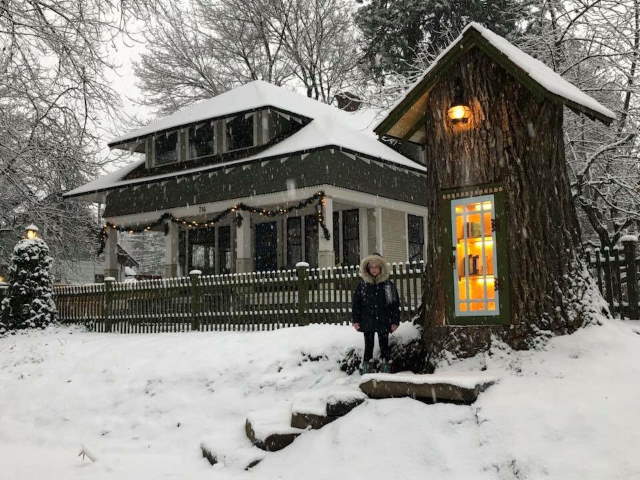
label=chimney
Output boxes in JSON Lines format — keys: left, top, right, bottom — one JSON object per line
{"left": 335, "top": 92, "right": 362, "bottom": 112}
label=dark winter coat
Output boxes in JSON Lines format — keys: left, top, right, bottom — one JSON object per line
{"left": 351, "top": 254, "right": 401, "bottom": 332}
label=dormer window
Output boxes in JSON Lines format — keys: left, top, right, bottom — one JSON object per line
{"left": 226, "top": 113, "right": 255, "bottom": 151}
{"left": 154, "top": 131, "right": 179, "bottom": 166}
{"left": 189, "top": 122, "right": 215, "bottom": 160}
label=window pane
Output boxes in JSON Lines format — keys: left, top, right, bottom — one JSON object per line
{"left": 218, "top": 226, "right": 231, "bottom": 274}
{"left": 226, "top": 114, "right": 254, "bottom": 151}
{"left": 408, "top": 214, "right": 424, "bottom": 262}
{"left": 342, "top": 209, "right": 359, "bottom": 266}
{"left": 305, "top": 215, "right": 318, "bottom": 267}
{"left": 155, "top": 131, "right": 178, "bottom": 165}
{"left": 287, "top": 217, "right": 302, "bottom": 268}
{"left": 188, "top": 227, "right": 215, "bottom": 275}
{"left": 189, "top": 123, "right": 215, "bottom": 159}
{"left": 452, "top": 195, "right": 499, "bottom": 316}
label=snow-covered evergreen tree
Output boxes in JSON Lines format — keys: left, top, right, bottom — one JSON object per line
{"left": 0, "top": 238, "right": 57, "bottom": 333}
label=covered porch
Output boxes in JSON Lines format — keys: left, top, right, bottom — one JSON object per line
{"left": 102, "top": 185, "right": 427, "bottom": 279}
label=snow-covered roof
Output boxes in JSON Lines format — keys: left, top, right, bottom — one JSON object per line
{"left": 66, "top": 81, "right": 425, "bottom": 200}
{"left": 110, "top": 80, "right": 394, "bottom": 147}
{"left": 375, "top": 23, "right": 615, "bottom": 139}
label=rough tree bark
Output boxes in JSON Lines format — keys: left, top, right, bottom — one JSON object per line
{"left": 420, "top": 48, "right": 606, "bottom": 359}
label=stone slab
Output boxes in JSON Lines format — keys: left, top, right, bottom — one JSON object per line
{"left": 359, "top": 373, "right": 495, "bottom": 404}
{"left": 326, "top": 394, "right": 367, "bottom": 417}
{"left": 290, "top": 411, "right": 336, "bottom": 430}
{"left": 245, "top": 418, "right": 303, "bottom": 451}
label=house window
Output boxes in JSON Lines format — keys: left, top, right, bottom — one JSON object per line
{"left": 305, "top": 214, "right": 319, "bottom": 267}
{"left": 272, "top": 110, "right": 304, "bottom": 139}
{"left": 218, "top": 226, "right": 232, "bottom": 274}
{"left": 451, "top": 195, "right": 499, "bottom": 316}
{"left": 226, "top": 114, "right": 255, "bottom": 151}
{"left": 189, "top": 122, "right": 215, "bottom": 159}
{"left": 342, "top": 209, "right": 359, "bottom": 266}
{"left": 188, "top": 227, "right": 215, "bottom": 275}
{"left": 287, "top": 217, "right": 303, "bottom": 268}
{"left": 154, "top": 131, "right": 179, "bottom": 166}
{"left": 408, "top": 214, "right": 425, "bottom": 262}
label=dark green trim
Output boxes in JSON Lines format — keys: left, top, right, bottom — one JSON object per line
{"left": 64, "top": 144, "right": 427, "bottom": 200}
{"left": 375, "top": 26, "right": 613, "bottom": 138}
{"left": 102, "top": 149, "right": 427, "bottom": 217}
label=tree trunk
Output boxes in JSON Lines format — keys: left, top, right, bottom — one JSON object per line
{"left": 419, "top": 48, "right": 605, "bottom": 358}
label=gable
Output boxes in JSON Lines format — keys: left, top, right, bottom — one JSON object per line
{"left": 376, "top": 23, "right": 615, "bottom": 141}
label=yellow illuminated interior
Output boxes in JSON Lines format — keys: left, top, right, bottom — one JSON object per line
{"left": 26, "top": 229, "right": 38, "bottom": 240}
{"left": 453, "top": 199, "right": 498, "bottom": 315}
{"left": 447, "top": 105, "right": 472, "bottom": 123}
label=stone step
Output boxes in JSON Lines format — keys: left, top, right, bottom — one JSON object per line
{"left": 359, "top": 373, "right": 495, "bottom": 405}
{"left": 290, "top": 389, "right": 368, "bottom": 430}
{"left": 245, "top": 407, "right": 304, "bottom": 452}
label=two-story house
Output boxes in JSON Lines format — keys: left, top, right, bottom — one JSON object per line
{"left": 64, "top": 81, "right": 428, "bottom": 278}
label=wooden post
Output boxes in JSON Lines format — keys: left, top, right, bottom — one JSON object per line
{"left": 190, "top": 270, "right": 202, "bottom": 331}
{"left": 623, "top": 237, "right": 639, "bottom": 319}
{"left": 164, "top": 221, "right": 179, "bottom": 278}
{"left": 297, "top": 262, "right": 309, "bottom": 325}
{"left": 104, "top": 227, "right": 119, "bottom": 280}
{"left": 104, "top": 277, "right": 115, "bottom": 333}
{"left": 603, "top": 247, "right": 615, "bottom": 316}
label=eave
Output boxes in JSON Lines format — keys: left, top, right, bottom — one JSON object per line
{"left": 375, "top": 26, "right": 614, "bottom": 142}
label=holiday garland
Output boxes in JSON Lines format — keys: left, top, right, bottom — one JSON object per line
{"left": 98, "top": 191, "right": 330, "bottom": 255}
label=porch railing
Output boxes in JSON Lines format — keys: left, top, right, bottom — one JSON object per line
{"left": 53, "top": 261, "right": 426, "bottom": 333}
{"left": 584, "top": 237, "right": 640, "bottom": 319}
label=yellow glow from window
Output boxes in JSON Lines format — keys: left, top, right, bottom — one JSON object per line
{"left": 447, "top": 105, "right": 472, "bottom": 123}
{"left": 474, "top": 276, "right": 495, "bottom": 284}
{"left": 26, "top": 229, "right": 38, "bottom": 240}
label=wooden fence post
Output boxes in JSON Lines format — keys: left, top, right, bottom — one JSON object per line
{"left": 104, "top": 277, "right": 115, "bottom": 333}
{"left": 296, "top": 262, "right": 309, "bottom": 325}
{"left": 190, "top": 270, "right": 202, "bottom": 331}
{"left": 622, "top": 236, "right": 639, "bottom": 319}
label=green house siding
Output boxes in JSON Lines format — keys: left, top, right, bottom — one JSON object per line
{"left": 103, "top": 149, "right": 427, "bottom": 218}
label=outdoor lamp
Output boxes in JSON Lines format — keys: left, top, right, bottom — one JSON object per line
{"left": 448, "top": 78, "right": 471, "bottom": 125}
{"left": 25, "top": 224, "right": 39, "bottom": 240}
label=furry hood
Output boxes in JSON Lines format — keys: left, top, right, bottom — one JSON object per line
{"left": 359, "top": 254, "right": 390, "bottom": 284}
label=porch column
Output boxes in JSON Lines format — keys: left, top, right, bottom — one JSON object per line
{"left": 359, "top": 208, "right": 368, "bottom": 258}
{"left": 372, "top": 207, "right": 384, "bottom": 255}
{"left": 236, "top": 214, "right": 252, "bottom": 272}
{"left": 164, "top": 221, "right": 179, "bottom": 278}
{"left": 104, "top": 226, "right": 119, "bottom": 280}
{"left": 318, "top": 197, "right": 335, "bottom": 268}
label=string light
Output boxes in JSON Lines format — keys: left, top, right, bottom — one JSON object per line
{"left": 97, "top": 191, "right": 331, "bottom": 255}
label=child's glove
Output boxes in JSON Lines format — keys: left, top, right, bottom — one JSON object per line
{"left": 390, "top": 324, "right": 399, "bottom": 333}
{"left": 353, "top": 323, "right": 361, "bottom": 331}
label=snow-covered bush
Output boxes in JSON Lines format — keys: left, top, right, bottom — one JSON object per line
{"left": 0, "top": 238, "right": 57, "bottom": 333}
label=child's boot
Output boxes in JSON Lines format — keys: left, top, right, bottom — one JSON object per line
{"left": 381, "top": 360, "right": 391, "bottom": 373}
{"left": 360, "top": 361, "right": 370, "bottom": 375}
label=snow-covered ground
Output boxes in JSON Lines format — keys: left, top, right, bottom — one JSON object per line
{"left": 1, "top": 319, "right": 639, "bottom": 479}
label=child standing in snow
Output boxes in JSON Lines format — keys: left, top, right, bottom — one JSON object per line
{"left": 351, "top": 253, "right": 400, "bottom": 374}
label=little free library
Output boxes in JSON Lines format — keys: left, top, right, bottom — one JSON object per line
{"left": 65, "top": 23, "right": 615, "bottom": 340}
